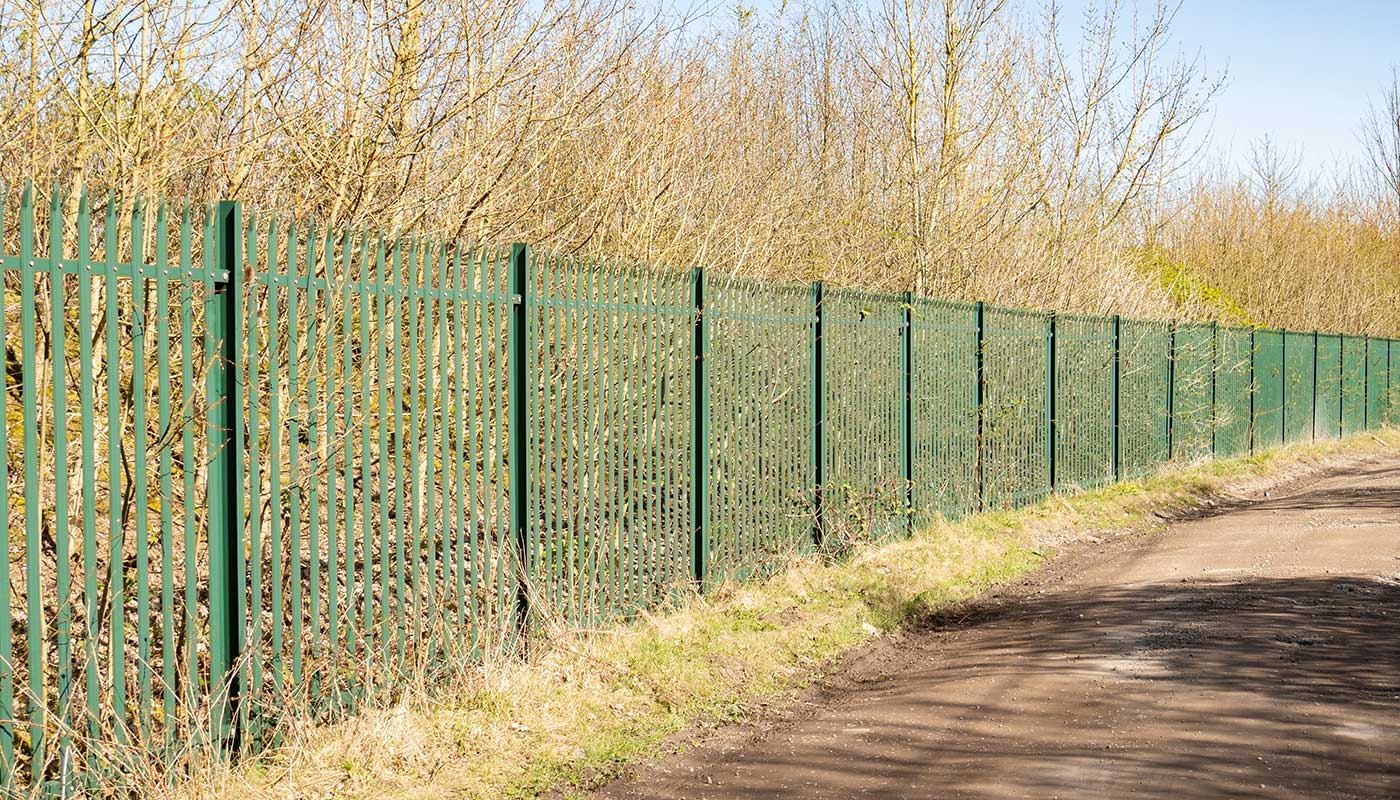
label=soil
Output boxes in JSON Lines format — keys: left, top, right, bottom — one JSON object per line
{"left": 591, "top": 455, "right": 1400, "bottom": 799}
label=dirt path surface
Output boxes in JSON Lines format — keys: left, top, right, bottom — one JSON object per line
{"left": 596, "top": 456, "right": 1400, "bottom": 799}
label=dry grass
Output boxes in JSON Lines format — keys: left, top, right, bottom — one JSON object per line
{"left": 1152, "top": 172, "right": 1400, "bottom": 336}
{"left": 144, "top": 430, "right": 1400, "bottom": 800}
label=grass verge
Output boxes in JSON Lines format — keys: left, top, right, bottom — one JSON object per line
{"left": 188, "top": 431, "right": 1400, "bottom": 800}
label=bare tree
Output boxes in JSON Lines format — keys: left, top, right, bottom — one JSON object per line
{"left": 1361, "top": 66, "right": 1400, "bottom": 224}
{"left": 1247, "top": 134, "right": 1301, "bottom": 214}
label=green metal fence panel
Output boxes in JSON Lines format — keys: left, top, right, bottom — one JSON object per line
{"left": 705, "top": 276, "right": 814, "bottom": 581}
{"left": 1283, "top": 330, "right": 1315, "bottom": 444}
{"left": 524, "top": 254, "right": 693, "bottom": 623}
{"left": 1171, "top": 324, "right": 1213, "bottom": 461}
{"left": 1253, "top": 330, "right": 1284, "bottom": 449}
{"left": 1341, "top": 335, "right": 1366, "bottom": 435}
{"left": 0, "top": 187, "right": 228, "bottom": 790}
{"left": 242, "top": 231, "right": 520, "bottom": 745}
{"left": 910, "top": 298, "right": 978, "bottom": 523}
{"left": 1315, "top": 334, "right": 1343, "bottom": 439}
{"left": 822, "top": 288, "right": 907, "bottom": 543}
{"left": 1366, "top": 338, "right": 1388, "bottom": 429}
{"left": 1117, "top": 318, "right": 1171, "bottom": 478}
{"left": 1053, "top": 314, "right": 1113, "bottom": 489}
{"left": 1213, "top": 326, "right": 1253, "bottom": 457}
{"left": 981, "top": 306, "right": 1050, "bottom": 508}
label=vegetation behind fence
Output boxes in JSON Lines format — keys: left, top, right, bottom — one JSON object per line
{"left": 2, "top": 187, "right": 1398, "bottom": 794}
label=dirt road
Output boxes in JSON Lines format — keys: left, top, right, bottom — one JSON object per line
{"left": 598, "top": 457, "right": 1400, "bottom": 799}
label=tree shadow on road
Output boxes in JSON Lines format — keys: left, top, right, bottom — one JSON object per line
{"left": 609, "top": 575, "right": 1400, "bottom": 799}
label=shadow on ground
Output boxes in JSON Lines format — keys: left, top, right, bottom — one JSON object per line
{"left": 611, "top": 575, "right": 1400, "bottom": 799}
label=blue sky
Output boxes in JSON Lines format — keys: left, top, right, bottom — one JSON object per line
{"left": 1060, "top": 0, "right": 1400, "bottom": 178}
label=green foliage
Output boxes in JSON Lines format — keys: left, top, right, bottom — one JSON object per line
{"left": 1137, "top": 248, "right": 1258, "bottom": 326}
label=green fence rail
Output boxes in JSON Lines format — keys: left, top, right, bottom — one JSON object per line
{"left": 1, "top": 186, "right": 1397, "bottom": 793}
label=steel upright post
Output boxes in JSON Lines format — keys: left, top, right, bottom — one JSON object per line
{"left": 1166, "top": 324, "right": 1176, "bottom": 461}
{"left": 692, "top": 269, "right": 708, "bottom": 584}
{"left": 1363, "top": 335, "right": 1371, "bottom": 429}
{"left": 1110, "top": 315, "right": 1121, "bottom": 481}
{"left": 509, "top": 244, "right": 530, "bottom": 636}
{"left": 902, "top": 292, "right": 914, "bottom": 535}
{"left": 1248, "top": 329, "right": 1257, "bottom": 454}
{"left": 1280, "top": 329, "right": 1287, "bottom": 442}
{"left": 811, "top": 281, "right": 825, "bottom": 548}
{"left": 1046, "top": 313, "right": 1057, "bottom": 492}
{"left": 208, "top": 201, "right": 245, "bottom": 750}
{"left": 974, "top": 302, "right": 986, "bottom": 512}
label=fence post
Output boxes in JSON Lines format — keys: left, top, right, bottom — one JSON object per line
{"left": 1363, "top": 335, "right": 1371, "bottom": 430}
{"left": 974, "top": 301, "right": 986, "bottom": 512}
{"left": 508, "top": 244, "right": 530, "bottom": 636}
{"left": 811, "top": 281, "right": 825, "bottom": 548}
{"left": 1280, "top": 329, "right": 1288, "bottom": 442}
{"left": 1046, "top": 313, "right": 1057, "bottom": 493}
{"left": 902, "top": 292, "right": 914, "bottom": 536}
{"left": 1166, "top": 323, "right": 1176, "bottom": 461}
{"left": 207, "top": 201, "right": 245, "bottom": 750}
{"left": 691, "top": 269, "right": 708, "bottom": 585}
{"left": 1248, "top": 328, "right": 1257, "bottom": 454}
{"left": 1340, "top": 337, "right": 1346, "bottom": 437}
{"left": 1110, "top": 315, "right": 1121, "bottom": 481}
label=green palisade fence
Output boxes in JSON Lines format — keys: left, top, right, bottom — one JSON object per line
{"left": 1341, "top": 335, "right": 1367, "bottom": 435}
{"left": 1253, "top": 330, "right": 1285, "bottom": 450}
{"left": 1316, "top": 333, "right": 1343, "bottom": 439}
{"left": 704, "top": 275, "right": 813, "bottom": 583}
{"left": 1213, "top": 326, "right": 1253, "bottom": 458}
{"left": 525, "top": 253, "right": 694, "bottom": 625}
{"left": 981, "top": 306, "right": 1051, "bottom": 508}
{"left": 1366, "top": 338, "right": 1388, "bottom": 429}
{"left": 1389, "top": 341, "right": 1400, "bottom": 427}
{"left": 822, "top": 289, "right": 907, "bottom": 545}
{"left": 1283, "top": 330, "right": 1316, "bottom": 445}
{"left": 1171, "top": 324, "right": 1214, "bottom": 461}
{"left": 1053, "top": 314, "right": 1114, "bottom": 491}
{"left": 0, "top": 185, "right": 1396, "bottom": 792}
{"left": 1117, "top": 319, "right": 1172, "bottom": 478}
{"left": 910, "top": 298, "right": 979, "bottom": 525}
